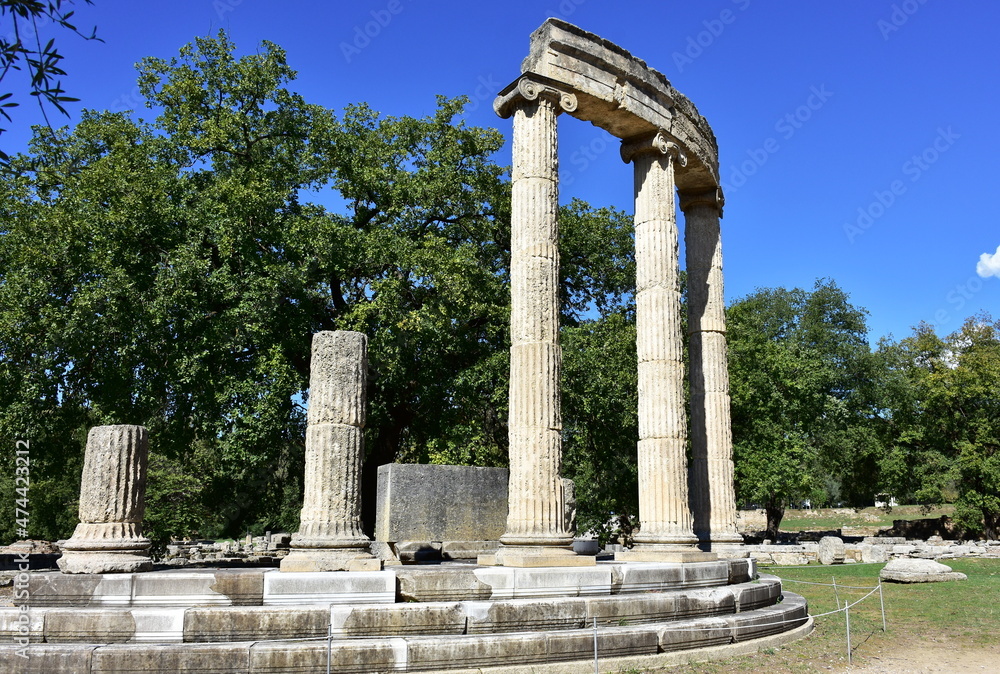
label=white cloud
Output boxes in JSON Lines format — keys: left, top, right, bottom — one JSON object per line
{"left": 976, "top": 245, "right": 1000, "bottom": 278}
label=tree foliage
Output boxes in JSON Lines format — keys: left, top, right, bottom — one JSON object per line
{"left": 879, "top": 316, "right": 1000, "bottom": 538}
{"left": 0, "top": 32, "right": 635, "bottom": 546}
{"left": 728, "top": 279, "right": 884, "bottom": 539}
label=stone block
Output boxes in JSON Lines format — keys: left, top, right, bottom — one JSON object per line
{"left": 674, "top": 588, "right": 736, "bottom": 619}
{"left": 547, "top": 625, "right": 660, "bottom": 660}
{"left": 395, "top": 567, "right": 493, "bottom": 602}
{"left": 584, "top": 594, "right": 678, "bottom": 626}
{"left": 441, "top": 540, "right": 499, "bottom": 560}
{"left": 330, "top": 602, "right": 467, "bottom": 636}
{"left": 769, "top": 551, "right": 810, "bottom": 566}
{"left": 406, "top": 632, "right": 549, "bottom": 671}
{"left": 658, "top": 617, "right": 733, "bottom": 652}
{"left": 818, "top": 536, "right": 846, "bottom": 565}
{"left": 92, "top": 642, "right": 250, "bottom": 672}
{"left": 394, "top": 541, "right": 443, "bottom": 563}
{"left": 28, "top": 572, "right": 133, "bottom": 607}
{"left": 728, "top": 577, "right": 781, "bottom": 612}
{"left": 0, "top": 643, "right": 95, "bottom": 673}
{"left": 0, "top": 606, "right": 43, "bottom": 643}
{"left": 684, "top": 561, "right": 731, "bottom": 587}
{"left": 262, "top": 570, "right": 394, "bottom": 605}
{"left": 463, "top": 597, "right": 587, "bottom": 633}
{"left": 880, "top": 558, "right": 968, "bottom": 583}
{"left": 727, "top": 558, "right": 753, "bottom": 584}
{"left": 615, "top": 549, "right": 718, "bottom": 563}
{"left": 375, "top": 463, "right": 508, "bottom": 543}
{"left": 132, "top": 570, "right": 263, "bottom": 606}
{"left": 183, "top": 606, "right": 328, "bottom": 642}
{"left": 859, "top": 543, "right": 889, "bottom": 564}
{"left": 250, "top": 639, "right": 400, "bottom": 672}
{"left": 43, "top": 609, "right": 135, "bottom": 643}
{"left": 727, "top": 593, "right": 808, "bottom": 641}
{"left": 474, "top": 566, "right": 611, "bottom": 599}
{"left": 611, "top": 562, "right": 685, "bottom": 594}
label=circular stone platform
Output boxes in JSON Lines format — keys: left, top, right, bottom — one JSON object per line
{"left": 0, "top": 558, "right": 810, "bottom": 672}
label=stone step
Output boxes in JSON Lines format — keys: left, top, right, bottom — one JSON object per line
{"left": 0, "top": 593, "right": 809, "bottom": 673}
{"left": 2, "top": 576, "right": 783, "bottom": 644}
{"left": 23, "top": 559, "right": 755, "bottom": 608}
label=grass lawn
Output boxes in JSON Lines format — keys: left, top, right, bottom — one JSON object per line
{"left": 628, "top": 557, "right": 999, "bottom": 673}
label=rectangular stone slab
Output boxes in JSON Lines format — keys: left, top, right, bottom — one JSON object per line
{"left": 375, "top": 463, "right": 509, "bottom": 542}
{"left": 262, "top": 570, "right": 394, "bottom": 605}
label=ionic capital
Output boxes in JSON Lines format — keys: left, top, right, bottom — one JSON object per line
{"left": 678, "top": 187, "right": 725, "bottom": 216}
{"left": 620, "top": 130, "right": 688, "bottom": 167}
{"left": 494, "top": 74, "right": 578, "bottom": 119}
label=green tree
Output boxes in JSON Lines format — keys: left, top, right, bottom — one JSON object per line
{"left": 880, "top": 316, "right": 1000, "bottom": 538}
{"left": 727, "top": 279, "right": 884, "bottom": 539}
{"left": 0, "top": 32, "right": 635, "bottom": 545}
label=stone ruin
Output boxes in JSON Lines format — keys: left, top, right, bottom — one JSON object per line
{"left": 0, "top": 19, "right": 816, "bottom": 672}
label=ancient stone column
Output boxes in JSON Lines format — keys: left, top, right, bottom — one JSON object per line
{"left": 281, "top": 331, "right": 379, "bottom": 572}
{"left": 616, "top": 132, "right": 701, "bottom": 560}
{"left": 58, "top": 425, "right": 153, "bottom": 574}
{"left": 681, "top": 189, "right": 742, "bottom": 547}
{"left": 493, "top": 76, "right": 591, "bottom": 567}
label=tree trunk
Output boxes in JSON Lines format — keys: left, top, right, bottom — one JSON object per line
{"left": 984, "top": 509, "right": 999, "bottom": 541}
{"left": 360, "top": 406, "right": 412, "bottom": 537}
{"left": 764, "top": 501, "right": 785, "bottom": 541}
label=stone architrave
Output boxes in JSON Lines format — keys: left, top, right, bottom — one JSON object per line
{"left": 58, "top": 425, "right": 153, "bottom": 574}
{"left": 281, "top": 331, "right": 378, "bottom": 572}
{"left": 618, "top": 131, "right": 701, "bottom": 558}
{"left": 492, "top": 76, "right": 592, "bottom": 568}
{"left": 682, "top": 189, "right": 742, "bottom": 547}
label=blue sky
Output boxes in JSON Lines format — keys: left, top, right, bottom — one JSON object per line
{"left": 4, "top": 0, "right": 997, "bottom": 343}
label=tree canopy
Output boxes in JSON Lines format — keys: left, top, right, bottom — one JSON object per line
{"left": 0, "top": 32, "right": 635, "bottom": 545}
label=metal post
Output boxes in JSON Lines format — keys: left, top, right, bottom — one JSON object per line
{"left": 878, "top": 578, "right": 887, "bottom": 632}
{"left": 593, "top": 616, "right": 599, "bottom": 673}
{"left": 845, "top": 602, "right": 852, "bottom": 665}
{"left": 327, "top": 622, "right": 332, "bottom": 674}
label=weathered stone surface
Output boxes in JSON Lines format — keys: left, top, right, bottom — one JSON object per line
{"left": 375, "top": 463, "right": 509, "bottom": 543}
{"left": 684, "top": 195, "right": 741, "bottom": 549}
{"left": 250, "top": 639, "right": 399, "bottom": 673}
{"left": 859, "top": 543, "right": 889, "bottom": 564}
{"left": 262, "top": 570, "right": 395, "bottom": 605}
{"left": 282, "top": 331, "right": 373, "bottom": 572}
{"left": 818, "top": 536, "right": 846, "bottom": 565}
{"left": 183, "top": 606, "right": 328, "bottom": 642}
{"left": 880, "top": 558, "right": 968, "bottom": 583}
{"left": 498, "top": 81, "right": 576, "bottom": 562}
{"left": 58, "top": 426, "right": 152, "bottom": 574}
{"left": 331, "top": 602, "right": 467, "bottom": 636}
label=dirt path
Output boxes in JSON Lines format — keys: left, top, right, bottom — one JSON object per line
{"left": 842, "top": 641, "right": 1000, "bottom": 673}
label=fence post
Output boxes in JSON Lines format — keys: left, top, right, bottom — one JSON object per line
{"left": 845, "top": 601, "right": 852, "bottom": 665}
{"left": 327, "top": 623, "right": 333, "bottom": 674}
{"left": 593, "top": 617, "right": 599, "bottom": 673}
{"left": 878, "top": 578, "right": 887, "bottom": 632}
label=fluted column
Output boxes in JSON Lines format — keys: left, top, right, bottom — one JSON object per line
{"left": 281, "top": 331, "right": 378, "bottom": 572}
{"left": 58, "top": 425, "right": 153, "bottom": 574}
{"left": 493, "top": 76, "right": 591, "bottom": 567}
{"left": 621, "top": 131, "right": 699, "bottom": 551}
{"left": 681, "top": 189, "right": 742, "bottom": 546}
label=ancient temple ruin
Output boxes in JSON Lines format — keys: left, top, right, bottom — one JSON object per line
{"left": 2, "top": 20, "right": 811, "bottom": 672}
{"left": 494, "top": 19, "right": 741, "bottom": 566}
